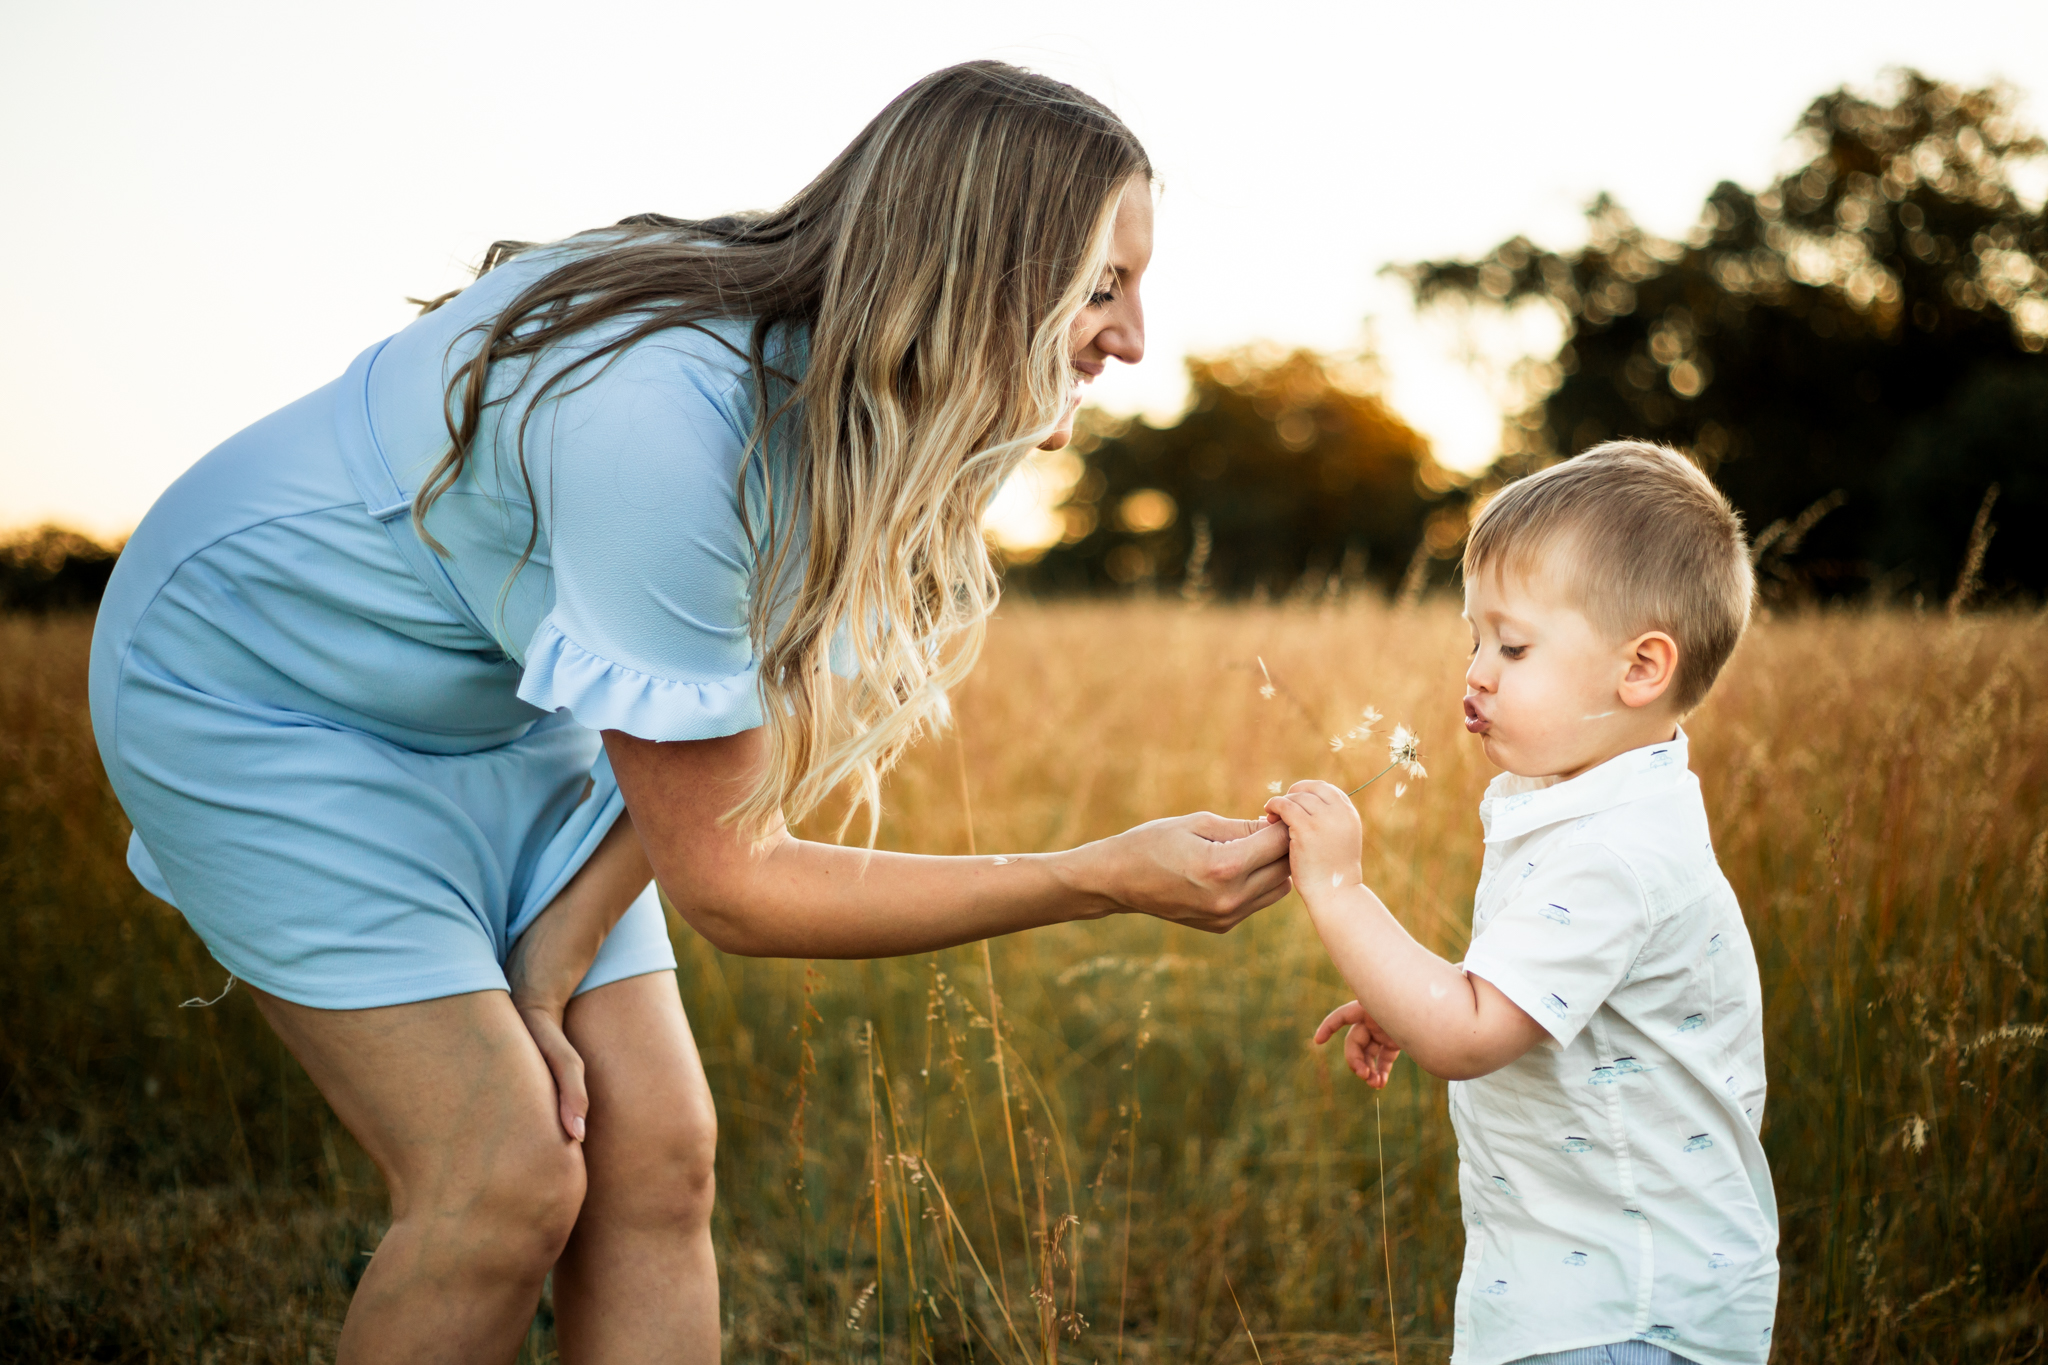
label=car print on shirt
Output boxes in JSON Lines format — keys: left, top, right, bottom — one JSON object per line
{"left": 1538, "top": 903, "right": 1571, "bottom": 926}
{"left": 1645, "top": 747, "right": 1677, "bottom": 769}
{"left": 1490, "top": 1176, "right": 1521, "bottom": 1200}
{"left": 1560, "top": 1135, "right": 1594, "bottom": 1154}
{"left": 1677, "top": 1013, "right": 1706, "bottom": 1033}
{"left": 1622, "top": 1207, "right": 1649, "bottom": 1222}
{"left": 1707, "top": 932, "right": 1726, "bottom": 956}
{"left": 1638, "top": 1325, "right": 1681, "bottom": 1343}
{"left": 1562, "top": 1250, "right": 1589, "bottom": 1267}
{"left": 1708, "top": 1253, "right": 1734, "bottom": 1270}
{"left": 1481, "top": 1279, "right": 1509, "bottom": 1296}
{"left": 1613, "top": 1056, "right": 1651, "bottom": 1075}
{"left": 1542, "top": 993, "right": 1570, "bottom": 1020}
{"left": 1683, "top": 1133, "right": 1715, "bottom": 1152}
{"left": 1588, "top": 1065, "right": 1619, "bottom": 1085}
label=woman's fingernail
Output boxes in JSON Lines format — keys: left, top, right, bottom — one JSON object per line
{"left": 572, "top": 1115, "right": 587, "bottom": 1141}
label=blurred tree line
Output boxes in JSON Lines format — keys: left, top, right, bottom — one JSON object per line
{"left": 1003, "top": 348, "right": 1464, "bottom": 600}
{"left": 0, "top": 525, "right": 121, "bottom": 612}
{"left": 1018, "top": 71, "right": 2048, "bottom": 603}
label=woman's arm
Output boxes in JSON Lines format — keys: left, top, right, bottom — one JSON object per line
{"left": 505, "top": 811, "right": 654, "bottom": 1140}
{"left": 608, "top": 726, "right": 1294, "bottom": 958}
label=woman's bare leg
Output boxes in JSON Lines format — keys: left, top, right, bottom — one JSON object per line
{"left": 550, "top": 970, "right": 720, "bottom": 1363}
{"left": 248, "top": 985, "right": 585, "bottom": 1363}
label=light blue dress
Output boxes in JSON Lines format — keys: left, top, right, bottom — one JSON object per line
{"left": 88, "top": 244, "right": 791, "bottom": 1009}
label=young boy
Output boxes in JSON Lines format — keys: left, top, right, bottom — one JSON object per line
{"left": 1264, "top": 442, "right": 1777, "bottom": 1365}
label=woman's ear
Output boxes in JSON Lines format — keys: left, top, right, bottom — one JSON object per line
{"left": 1618, "top": 631, "right": 1680, "bottom": 710}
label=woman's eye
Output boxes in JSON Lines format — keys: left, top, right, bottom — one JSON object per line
{"left": 1088, "top": 289, "right": 1116, "bottom": 308}
{"left": 1500, "top": 645, "right": 1527, "bottom": 660}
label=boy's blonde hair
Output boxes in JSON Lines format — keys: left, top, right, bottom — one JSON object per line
{"left": 1462, "top": 441, "right": 1754, "bottom": 713}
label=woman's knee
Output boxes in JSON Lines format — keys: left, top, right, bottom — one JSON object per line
{"left": 398, "top": 1126, "right": 589, "bottom": 1274}
{"left": 591, "top": 1091, "right": 717, "bottom": 1230}
{"left": 492, "top": 1133, "right": 591, "bottom": 1256}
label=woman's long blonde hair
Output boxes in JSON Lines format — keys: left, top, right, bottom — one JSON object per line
{"left": 415, "top": 61, "right": 1151, "bottom": 840}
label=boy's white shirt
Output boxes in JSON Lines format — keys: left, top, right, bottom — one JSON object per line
{"left": 1448, "top": 729, "right": 1778, "bottom": 1365}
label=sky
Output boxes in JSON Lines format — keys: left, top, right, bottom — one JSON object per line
{"left": 5, "top": 0, "right": 2048, "bottom": 540}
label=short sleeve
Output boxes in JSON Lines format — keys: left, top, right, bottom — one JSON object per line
{"left": 512, "top": 331, "right": 769, "bottom": 742}
{"left": 1461, "top": 840, "right": 1651, "bottom": 1046}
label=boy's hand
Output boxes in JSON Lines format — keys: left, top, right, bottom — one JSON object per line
{"left": 1261, "top": 780, "right": 1363, "bottom": 900}
{"left": 1315, "top": 999, "right": 1401, "bottom": 1088}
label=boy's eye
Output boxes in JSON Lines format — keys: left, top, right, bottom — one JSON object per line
{"left": 1500, "top": 645, "right": 1527, "bottom": 661}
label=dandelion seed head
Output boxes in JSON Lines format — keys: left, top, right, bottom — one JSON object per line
{"left": 1388, "top": 724, "right": 1421, "bottom": 767}
{"left": 1404, "top": 760, "right": 1428, "bottom": 780}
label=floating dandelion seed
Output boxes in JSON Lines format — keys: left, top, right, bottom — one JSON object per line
{"left": 1328, "top": 734, "right": 1345, "bottom": 752}
{"left": 1267, "top": 780, "right": 1284, "bottom": 796}
{"left": 1395, "top": 783, "right": 1408, "bottom": 799}
{"left": 1344, "top": 705, "right": 1385, "bottom": 743}
{"left": 1256, "top": 656, "right": 1276, "bottom": 700}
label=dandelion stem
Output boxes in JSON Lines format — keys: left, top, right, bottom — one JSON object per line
{"left": 1347, "top": 761, "right": 1399, "bottom": 798}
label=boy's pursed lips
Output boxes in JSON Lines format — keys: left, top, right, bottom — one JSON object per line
{"left": 1463, "top": 696, "right": 1491, "bottom": 734}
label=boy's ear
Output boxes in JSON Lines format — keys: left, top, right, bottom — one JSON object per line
{"left": 1618, "top": 631, "right": 1679, "bottom": 710}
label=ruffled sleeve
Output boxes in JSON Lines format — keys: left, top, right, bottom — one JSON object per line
{"left": 517, "top": 618, "right": 762, "bottom": 740}
{"left": 509, "top": 323, "right": 777, "bottom": 742}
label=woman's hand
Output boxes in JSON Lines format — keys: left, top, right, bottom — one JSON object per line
{"left": 506, "top": 813, "right": 654, "bottom": 1141}
{"left": 505, "top": 918, "right": 592, "bottom": 1142}
{"left": 1314, "top": 999, "right": 1402, "bottom": 1088}
{"left": 1065, "top": 811, "right": 1294, "bottom": 932}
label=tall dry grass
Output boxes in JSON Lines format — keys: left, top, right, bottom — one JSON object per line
{"left": 3, "top": 599, "right": 2044, "bottom": 1362}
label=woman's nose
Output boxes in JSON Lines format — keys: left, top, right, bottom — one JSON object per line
{"left": 1095, "top": 294, "right": 1144, "bottom": 367}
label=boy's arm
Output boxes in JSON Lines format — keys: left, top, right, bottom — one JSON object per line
{"left": 1266, "top": 781, "right": 1549, "bottom": 1081}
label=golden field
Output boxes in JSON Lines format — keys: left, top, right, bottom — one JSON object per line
{"left": 3, "top": 599, "right": 2044, "bottom": 1363}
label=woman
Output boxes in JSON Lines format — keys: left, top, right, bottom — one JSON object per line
{"left": 90, "top": 62, "right": 1290, "bottom": 1360}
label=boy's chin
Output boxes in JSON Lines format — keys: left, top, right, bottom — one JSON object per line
{"left": 1480, "top": 734, "right": 1557, "bottom": 780}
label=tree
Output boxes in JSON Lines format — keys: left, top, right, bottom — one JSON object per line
{"left": 1395, "top": 71, "right": 2048, "bottom": 600}
{"left": 0, "top": 526, "right": 122, "bottom": 613}
{"left": 1010, "top": 348, "right": 1462, "bottom": 598}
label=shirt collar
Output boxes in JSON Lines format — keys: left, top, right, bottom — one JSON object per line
{"left": 1478, "top": 727, "right": 1692, "bottom": 845}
